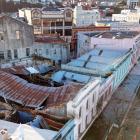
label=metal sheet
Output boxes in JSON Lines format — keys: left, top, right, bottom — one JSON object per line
{"left": 0, "top": 71, "right": 83, "bottom": 108}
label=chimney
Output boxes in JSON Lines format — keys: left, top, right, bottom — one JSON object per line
{"left": 0, "top": 129, "right": 9, "bottom": 140}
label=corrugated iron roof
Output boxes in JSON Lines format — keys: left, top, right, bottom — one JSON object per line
{"left": 61, "top": 48, "right": 129, "bottom": 76}
{"left": 2, "top": 66, "right": 30, "bottom": 75}
{"left": 46, "top": 83, "right": 83, "bottom": 107}
{"left": 0, "top": 71, "right": 83, "bottom": 108}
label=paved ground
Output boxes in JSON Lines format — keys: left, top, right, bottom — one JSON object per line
{"left": 116, "top": 95, "right": 140, "bottom": 140}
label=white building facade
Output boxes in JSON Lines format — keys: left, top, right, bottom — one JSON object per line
{"left": 73, "top": 6, "right": 100, "bottom": 27}
{"left": 77, "top": 31, "right": 140, "bottom": 57}
{"left": 112, "top": 9, "right": 140, "bottom": 23}
{"left": 127, "top": 0, "right": 139, "bottom": 8}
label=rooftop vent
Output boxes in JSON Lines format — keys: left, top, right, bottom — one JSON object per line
{"left": 98, "top": 50, "right": 103, "bottom": 56}
{"left": 83, "top": 55, "right": 92, "bottom": 67}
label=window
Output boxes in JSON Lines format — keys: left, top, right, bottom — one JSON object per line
{"left": 54, "top": 49, "right": 56, "bottom": 54}
{"left": 86, "top": 100, "right": 89, "bottom": 110}
{"left": 46, "top": 49, "right": 49, "bottom": 55}
{"left": 33, "top": 11, "right": 40, "bottom": 18}
{"left": 92, "top": 94, "right": 94, "bottom": 103}
{"left": 56, "top": 29, "right": 63, "bottom": 36}
{"left": 104, "top": 91, "right": 108, "bottom": 101}
{"left": 16, "top": 31, "right": 20, "bottom": 39}
{"left": 56, "top": 22, "right": 63, "bottom": 26}
{"left": 65, "top": 22, "right": 72, "bottom": 26}
{"left": 78, "top": 124, "right": 81, "bottom": 136}
{"left": 7, "top": 50, "right": 12, "bottom": 59}
{"left": 26, "top": 48, "right": 30, "bottom": 57}
{"left": 65, "top": 29, "right": 72, "bottom": 36}
{"left": 109, "top": 86, "right": 112, "bottom": 95}
{"left": 0, "top": 51, "right": 4, "bottom": 59}
{"left": 66, "top": 11, "right": 71, "bottom": 18}
{"left": 34, "top": 49, "right": 37, "bottom": 54}
{"left": 1, "top": 36, "right": 3, "bottom": 41}
{"left": 79, "top": 107, "right": 82, "bottom": 118}
{"left": 51, "top": 22, "right": 55, "bottom": 26}
{"left": 39, "top": 49, "right": 42, "bottom": 56}
{"left": 86, "top": 115, "right": 88, "bottom": 127}
{"left": 91, "top": 108, "right": 94, "bottom": 117}
{"left": 14, "top": 49, "right": 18, "bottom": 59}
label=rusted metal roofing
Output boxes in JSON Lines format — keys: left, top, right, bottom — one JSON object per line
{"left": 46, "top": 83, "right": 83, "bottom": 107}
{"left": 2, "top": 66, "right": 30, "bottom": 75}
{"left": 0, "top": 71, "right": 83, "bottom": 108}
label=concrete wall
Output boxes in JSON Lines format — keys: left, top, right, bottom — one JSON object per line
{"left": 66, "top": 77, "right": 113, "bottom": 139}
{"left": 77, "top": 32, "right": 91, "bottom": 57}
{"left": 77, "top": 32, "right": 140, "bottom": 55}
{"left": 112, "top": 13, "right": 140, "bottom": 23}
{"left": 113, "top": 53, "right": 132, "bottom": 90}
{"left": 73, "top": 6, "right": 100, "bottom": 27}
{"left": 0, "top": 16, "right": 34, "bottom": 63}
{"left": 34, "top": 42, "right": 70, "bottom": 64}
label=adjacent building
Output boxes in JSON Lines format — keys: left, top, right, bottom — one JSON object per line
{"left": 0, "top": 14, "right": 34, "bottom": 64}
{"left": 73, "top": 5, "right": 100, "bottom": 27}
{"left": 52, "top": 47, "right": 135, "bottom": 139}
{"left": 95, "top": 20, "right": 140, "bottom": 31}
{"left": 19, "top": 7, "right": 73, "bottom": 42}
{"left": 71, "top": 25, "right": 110, "bottom": 57}
{"left": 34, "top": 35, "right": 70, "bottom": 65}
{"left": 112, "top": 9, "right": 140, "bottom": 23}
{"left": 77, "top": 31, "right": 140, "bottom": 56}
{"left": 127, "top": 0, "right": 139, "bottom": 8}
{"left": 6, "top": 0, "right": 46, "bottom": 4}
